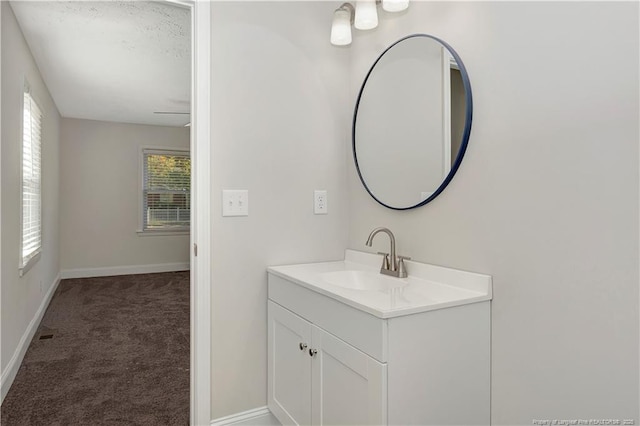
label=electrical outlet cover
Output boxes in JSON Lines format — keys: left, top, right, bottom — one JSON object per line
{"left": 314, "top": 190, "right": 327, "bottom": 215}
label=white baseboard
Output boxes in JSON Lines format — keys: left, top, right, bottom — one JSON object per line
{"left": 60, "top": 262, "right": 190, "bottom": 279}
{"left": 211, "top": 406, "right": 280, "bottom": 426}
{"left": 0, "top": 273, "right": 61, "bottom": 404}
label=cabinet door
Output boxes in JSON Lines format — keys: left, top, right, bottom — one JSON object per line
{"left": 311, "top": 325, "right": 387, "bottom": 425}
{"left": 268, "top": 301, "right": 313, "bottom": 425}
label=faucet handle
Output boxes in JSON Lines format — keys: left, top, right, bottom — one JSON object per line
{"left": 376, "top": 252, "right": 390, "bottom": 270}
{"left": 397, "top": 255, "right": 411, "bottom": 278}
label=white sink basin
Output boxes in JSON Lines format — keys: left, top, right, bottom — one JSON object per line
{"left": 267, "top": 249, "right": 492, "bottom": 318}
{"left": 321, "top": 270, "right": 408, "bottom": 291}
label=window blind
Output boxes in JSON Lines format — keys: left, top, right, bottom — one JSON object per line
{"left": 142, "top": 150, "right": 191, "bottom": 231}
{"left": 21, "top": 88, "right": 43, "bottom": 270}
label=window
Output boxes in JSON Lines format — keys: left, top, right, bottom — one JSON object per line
{"left": 141, "top": 149, "right": 191, "bottom": 233}
{"left": 20, "top": 83, "right": 43, "bottom": 274}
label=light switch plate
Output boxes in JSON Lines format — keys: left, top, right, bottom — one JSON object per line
{"left": 222, "top": 190, "right": 249, "bottom": 217}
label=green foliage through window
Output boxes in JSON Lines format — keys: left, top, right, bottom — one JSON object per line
{"left": 143, "top": 150, "right": 190, "bottom": 230}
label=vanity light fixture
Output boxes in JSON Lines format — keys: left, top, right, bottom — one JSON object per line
{"left": 331, "top": 0, "right": 409, "bottom": 46}
{"left": 382, "top": 0, "right": 409, "bottom": 12}
{"left": 331, "top": 3, "right": 355, "bottom": 46}
{"left": 354, "top": 0, "right": 378, "bottom": 30}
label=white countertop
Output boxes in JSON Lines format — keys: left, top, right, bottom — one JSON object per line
{"left": 267, "top": 250, "right": 492, "bottom": 319}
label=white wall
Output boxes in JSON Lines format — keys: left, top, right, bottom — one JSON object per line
{"left": 210, "top": 1, "right": 350, "bottom": 418}
{"left": 59, "top": 118, "right": 190, "bottom": 275}
{"left": 348, "top": 2, "right": 639, "bottom": 424}
{"left": 1, "top": 1, "right": 61, "bottom": 398}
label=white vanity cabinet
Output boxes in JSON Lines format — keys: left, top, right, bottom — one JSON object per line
{"left": 268, "top": 250, "right": 492, "bottom": 426}
{"left": 268, "top": 301, "right": 386, "bottom": 426}
{"left": 267, "top": 250, "right": 492, "bottom": 426}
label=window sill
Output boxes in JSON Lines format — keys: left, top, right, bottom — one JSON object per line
{"left": 19, "top": 251, "right": 41, "bottom": 277}
{"left": 137, "top": 229, "right": 190, "bottom": 237}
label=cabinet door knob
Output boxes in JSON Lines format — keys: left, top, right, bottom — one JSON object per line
{"left": 299, "top": 342, "right": 308, "bottom": 351}
{"left": 309, "top": 348, "right": 318, "bottom": 357}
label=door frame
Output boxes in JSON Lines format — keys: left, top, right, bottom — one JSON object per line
{"left": 190, "top": 1, "right": 212, "bottom": 424}
{"left": 166, "top": 1, "right": 212, "bottom": 424}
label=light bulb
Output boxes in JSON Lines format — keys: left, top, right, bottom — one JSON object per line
{"left": 354, "top": 0, "right": 378, "bottom": 30}
{"left": 331, "top": 7, "right": 352, "bottom": 46}
{"left": 382, "top": 0, "right": 409, "bottom": 12}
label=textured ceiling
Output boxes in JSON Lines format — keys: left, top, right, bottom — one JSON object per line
{"left": 10, "top": 1, "right": 190, "bottom": 127}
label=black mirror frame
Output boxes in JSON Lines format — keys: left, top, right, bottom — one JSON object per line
{"left": 352, "top": 33, "right": 473, "bottom": 210}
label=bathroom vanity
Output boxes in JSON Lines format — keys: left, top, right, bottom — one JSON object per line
{"left": 267, "top": 250, "right": 492, "bottom": 425}
{"left": 266, "top": 31, "right": 483, "bottom": 425}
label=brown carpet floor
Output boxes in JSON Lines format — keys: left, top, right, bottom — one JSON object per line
{"left": 1, "top": 271, "right": 189, "bottom": 426}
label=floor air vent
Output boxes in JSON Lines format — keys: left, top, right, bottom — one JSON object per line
{"left": 37, "top": 327, "right": 56, "bottom": 340}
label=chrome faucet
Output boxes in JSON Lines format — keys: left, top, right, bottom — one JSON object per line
{"left": 365, "top": 227, "right": 410, "bottom": 278}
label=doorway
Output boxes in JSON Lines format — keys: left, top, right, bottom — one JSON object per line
{"left": 1, "top": 1, "right": 211, "bottom": 424}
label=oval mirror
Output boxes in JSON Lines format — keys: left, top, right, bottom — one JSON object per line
{"left": 353, "top": 34, "right": 473, "bottom": 210}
